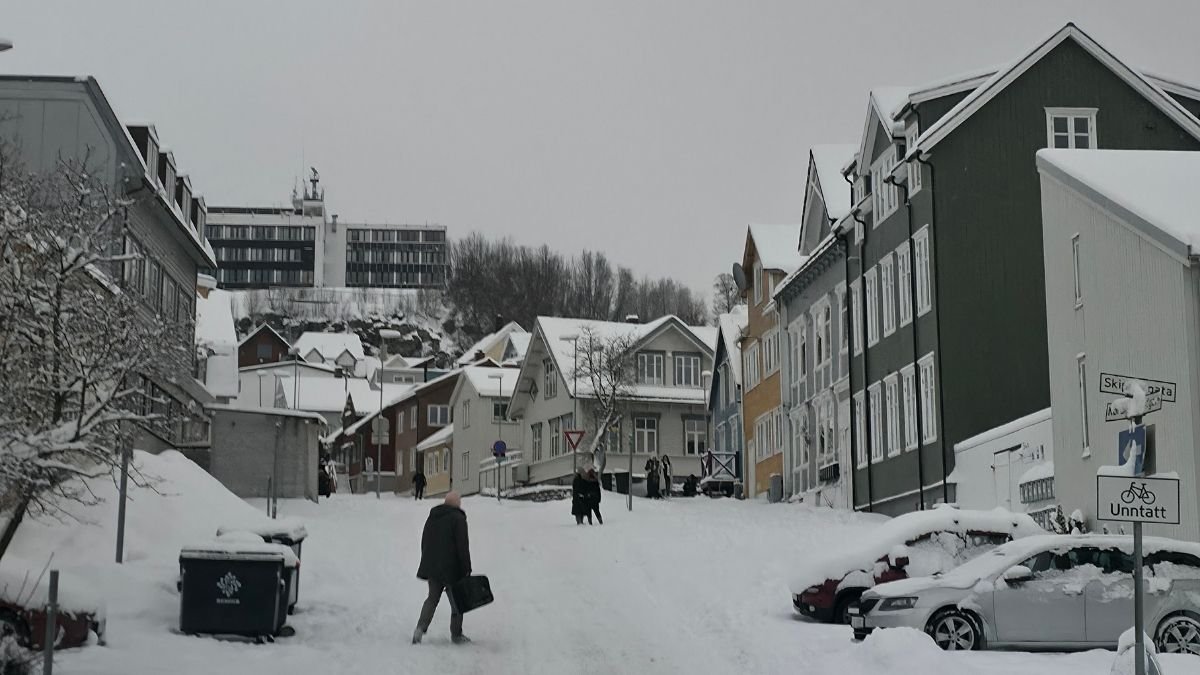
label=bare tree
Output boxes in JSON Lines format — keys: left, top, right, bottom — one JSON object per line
{"left": 711, "top": 273, "right": 741, "bottom": 316}
{"left": 571, "top": 326, "right": 640, "bottom": 471}
{"left": 0, "top": 145, "right": 191, "bottom": 560}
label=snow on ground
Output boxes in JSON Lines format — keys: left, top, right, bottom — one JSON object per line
{"left": 5, "top": 456, "right": 1197, "bottom": 674}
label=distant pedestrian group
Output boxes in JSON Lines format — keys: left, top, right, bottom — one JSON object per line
{"left": 571, "top": 467, "right": 603, "bottom": 525}
{"left": 644, "top": 455, "right": 671, "bottom": 499}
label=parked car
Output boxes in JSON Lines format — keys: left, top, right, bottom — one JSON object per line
{"left": 790, "top": 506, "right": 1044, "bottom": 624}
{"left": 851, "top": 534, "right": 1200, "bottom": 655}
{"left": 0, "top": 593, "right": 104, "bottom": 650}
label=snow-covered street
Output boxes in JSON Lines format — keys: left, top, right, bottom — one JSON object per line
{"left": 10, "top": 454, "right": 1191, "bottom": 674}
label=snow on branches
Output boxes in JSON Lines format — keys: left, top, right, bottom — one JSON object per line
{"left": 0, "top": 143, "right": 192, "bottom": 548}
{"left": 572, "top": 326, "right": 640, "bottom": 467}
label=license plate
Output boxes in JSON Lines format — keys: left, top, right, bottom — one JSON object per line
{"left": 851, "top": 616, "right": 864, "bottom": 628}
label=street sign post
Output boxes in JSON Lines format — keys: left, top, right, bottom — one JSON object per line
{"left": 1100, "top": 373, "right": 1177, "bottom": 403}
{"left": 492, "top": 439, "right": 507, "bottom": 503}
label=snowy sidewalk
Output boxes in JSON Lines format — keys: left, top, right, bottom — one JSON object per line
{"left": 32, "top": 490, "right": 1200, "bottom": 674}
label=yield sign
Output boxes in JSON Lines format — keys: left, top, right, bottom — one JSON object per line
{"left": 564, "top": 429, "right": 586, "bottom": 451}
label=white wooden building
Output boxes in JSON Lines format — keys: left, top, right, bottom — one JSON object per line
{"left": 1038, "top": 148, "right": 1200, "bottom": 541}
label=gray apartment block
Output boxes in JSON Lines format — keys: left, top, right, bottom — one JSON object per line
{"left": 207, "top": 406, "right": 326, "bottom": 501}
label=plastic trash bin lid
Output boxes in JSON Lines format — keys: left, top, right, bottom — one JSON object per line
{"left": 216, "top": 518, "right": 308, "bottom": 543}
{"left": 180, "top": 540, "right": 299, "bottom": 568}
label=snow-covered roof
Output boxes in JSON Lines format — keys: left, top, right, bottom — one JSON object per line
{"left": 954, "top": 407, "right": 1051, "bottom": 452}
{"left": 216, "top": 518, "right": 308, "bottom": 542}
{"left": 293, "top": 332, "right": 366, "bottom": 362}
{"left": 459, "top": 366, "right": 519, "bottom": 398}
{"left": 506, "top": 332, "right": 532, "bottom": 359}
{"left": 897, "top": 66, "right": 997, "bottom": 114}
{"left": 870, "top": 87, "right": 913, "bottom": 131}
{"left": 1018, "top": 461, "right": 1054, "bottom": 485}
{"left": 240, "top": 360, "right": 336, "bottom": 375}
{"left": 278, "top": 376, "right": 411, "bottom": 414}
{"left": 236, "top": 322, "right": 290, "bottom": 349}
{"left": 910, "top": 23, "right": 1200, "bottom": 161}
{"left": 810, "top": 144, "right": 857, "bottom": 220}
{"left": 1037, "top": 149, "right": 1200, "bottom": 256}
{"left": 337, "top": 369, "right": 460, "bottom": 438}
{"left": 774, "top": 233, "right": 839, "bottom": 302}
{"left": 416, "top": 424, "right": 454, "bottom": 451}
{"left": 716, "top": 306, "right": 749, "bottom": 384}
{"left": 747, "top": 224, "right": 805, "bottom": 273}
{"left": 456, "top": 321, "right": 528, "bottom": 365}
{"left": 789, "top": 506, "right": 1044, "bottom": 593}
{"left": 206, "top": 403, "right": 328, "bottom": 424}
{"left": 524, "top": 315, "right": 714, "bottom": 406}
{"left": 690, "top": 325, "right": 719, "bottom": 353}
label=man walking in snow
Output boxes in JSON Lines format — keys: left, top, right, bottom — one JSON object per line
{"left": 413, "top": 468, "right": 427, "bottom": 500}
{"left": 413, "top": 492, "right": 472, "bottom": 645}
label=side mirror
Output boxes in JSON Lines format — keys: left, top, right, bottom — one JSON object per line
{"left": 1003, "top": 565, "right": 1033, "bottom": 583}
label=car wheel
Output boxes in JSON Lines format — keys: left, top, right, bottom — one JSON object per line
{"left": 1156, "top": 614, "right": 1200, "bottom": 655}
{"left": 833, "top": 591, "right": 862, "bottom": 625}
{"left": 926, "top": 609, "right": 981, "bottom": 651}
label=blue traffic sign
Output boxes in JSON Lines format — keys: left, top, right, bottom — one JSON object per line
{"left": 492, "top": 440, "right": 507, "bottom": 457}
{"left": 1118, "top": 425, "right": 1147, "bottom": 475}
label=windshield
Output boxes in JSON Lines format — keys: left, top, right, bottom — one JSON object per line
{"left": 938, "top": 545, "right": 1023, "bottom": 582}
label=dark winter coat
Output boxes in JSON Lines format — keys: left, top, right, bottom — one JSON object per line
{"left": 583, "top": 475, "right": 601, "bottom": 507}
{"left": 416, "top": 504, "right": 472, "bottom": 583}
{"left": 572, "top": 474, "right": 590, "bottom": 516}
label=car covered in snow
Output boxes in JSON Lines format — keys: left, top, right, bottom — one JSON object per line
{"left": 0, "top": 572, "right": 105, "bottom": 650}
{"left": 852, "top": 534, "right": 1200, "bottom": 655}
{"left": 790, "top": 506, "right": 1043, "bottom": 624}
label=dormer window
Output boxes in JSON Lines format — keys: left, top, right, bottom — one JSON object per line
{"left": 145, "top": 138, "right": 159, "bottom": 185}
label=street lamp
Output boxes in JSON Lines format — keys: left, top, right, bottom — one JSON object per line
{"left": 287, "top": 346, "right": 301, "bottom": 410}
{"left": 488, "top": 373, "right": 505, "bottom": 502}
{"left": 558, "top": 335, "right": 579, "bottom": 470}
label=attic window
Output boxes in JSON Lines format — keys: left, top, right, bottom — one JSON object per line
{"left": 1046, "top": 108, "right": 1097, "bottom": 149}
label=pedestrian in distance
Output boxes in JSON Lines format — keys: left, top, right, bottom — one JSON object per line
{"left": 413, "top": 468, "right": 427, "bottom": 500}
{"left": 572, "top": 467, "right": 590, "bottom": 525}
{"left": 644, "top": 456, "right": 661, "bottom": 499}
{"left": 413, "top": 492, "right": 472, "bottom": 645}
{"left": 584, "top": 467, "right": 603, "bottom": 525}
{"left": 661, "top": 455, "right": 673, "bottom": 498}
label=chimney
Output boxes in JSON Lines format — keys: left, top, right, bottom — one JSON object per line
{"left": 624, "top": 314, "right": 641, "bottom": 324}
{"left": 494, "top": 314, "right": 504, "bottom": 334}
{"left": 331, "top": 214, "right": 338, "bottom": 231}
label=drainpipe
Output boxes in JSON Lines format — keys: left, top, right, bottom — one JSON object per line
{"left": 779, "top": 298, "right": 792, "bottom": 497}
{"left": 849, "top": 199, "right": 875, "bottom": 513}
{"left": 842, "top": 240, "right": 858, "bottom": 510}
{"left": 915, "top": 147, "right": 950, "bottom": 505}
{"left": 886, "top": 170, "right": 926, "bottom": 512}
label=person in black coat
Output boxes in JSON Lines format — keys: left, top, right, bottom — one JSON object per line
{"left": 584, "top": 468, "right": 603, "bottom": 525}
{"left": 413, "top": 492, "right": 472, "bottom": 644}
{"left": 572, "top": 468, "right": 590, "bottom": 525}
{"left": 413, "top": 469, "right": 427, "bottom": 500}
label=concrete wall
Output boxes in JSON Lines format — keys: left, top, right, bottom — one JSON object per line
{"left": 208, "top": 408, "right": 322, "bottom": 501}
{"left": 1041, "top": 170, "right": 1200, "bottom": 541}
{"left": 452, "top": 382, "right": 520, "bottom": 496}
{"left": 951, "top": 410, "right": 1054, "bottom": 515}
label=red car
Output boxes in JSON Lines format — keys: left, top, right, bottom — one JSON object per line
{"left": 790, "top": 507, "right": 1044, "bottom": 624}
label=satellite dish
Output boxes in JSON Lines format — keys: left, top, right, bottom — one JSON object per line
{"left": 732, "top": 263, "right": 748, "bottom": 292}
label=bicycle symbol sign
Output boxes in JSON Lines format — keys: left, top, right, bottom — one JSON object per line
{"left": 1098, "top": 474, "right": 1180, "bottom": 525}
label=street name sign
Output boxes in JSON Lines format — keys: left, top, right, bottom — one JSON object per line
{"left": 1096, "top": 474, "right": 1180, "bottom": 524}
{"left": 1105, "top": 394, "right": 1162, "bottom": 421}
{"left": 1100, "top": 372, "right": 1177, "bottom": 403}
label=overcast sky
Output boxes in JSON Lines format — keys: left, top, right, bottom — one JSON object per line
{"left": 4, "top": 1, "right": 1198, "bottom": 294}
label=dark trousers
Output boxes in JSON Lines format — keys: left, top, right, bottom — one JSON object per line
{"left": 416, "top": 579, "right": 462, "bottom": 637}
{"left": 415, "top": 486, "right": 425, "bottom": 500}
{"left": 589, "top": 505, "right": 602, "bottom": 524}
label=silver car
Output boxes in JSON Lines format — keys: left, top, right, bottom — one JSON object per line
{"left": 851, "top": 534, "right": 1200, "bottom": 655}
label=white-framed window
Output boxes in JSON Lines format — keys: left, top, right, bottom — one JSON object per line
{"left": 531, "top": 422, "right": 543, "bottom": 461}
{"left": 914, "top": 226, "right": 932, "bottom": 316}
{"left": 905, "top": 122, "right": 922, "bottom": 194}
{"left": 881, "top": 254, "right": 896, "bottom": 337}
{"left": 638, "top": 352, "right": 665, "bottom": 385}
{"left": 850, "top": 279, "right": 863, "bottom": 356}
{"left": 854, "top": 218, "right": 864, "bottom": 245}
{"left": 837, "top": 398, "right": 850, "bottom": 465}
{"left": 865, "top": 267, "right": 879, "bottom": 346}
{"left": 493, "top": 401, "right": 508, "bottom": 421}
{"left": 674, "top": 353, "right": 702, "bottom": 387}
{"left": 634, "top": 416, "right": 658, "bottom": 454}
{"left": 775, "top": 408, "right": 785, "bottom": 458}
{"left": 427, "top": 404, "right": 450, "bottom": 427}
{"left": 1072, "top": 233, "right": 1083, "bottom": 308}
{"left": 1046, "top": 107, "right": 1098, "bottom": 149}
{"left": 460, "top": 451, "right": 469, "bottom": 479}
{"left": 1077, "top": 353, "right": 1090, "bottom": 456}
{"left": 398, "top": 410, "right": 405, "bottom": 431}
{"left": 885, "top": 374, "right": 900, "bottom": 457}
{"left": 461, "top": 400, "right": 471, "bottom": 428}
{"left": 901, "top": 365, "right": 917, "bottom": 451}
{"left": 744, "top": 343, "right": 761, "bottom": 390}
{"left": 897, "top": 242, "right": 912, "bottom": 327}
{"left": 819, "top": 302, "right": 832, "bottom": 365}
{"left": 762, "top": 330, "right": 780, "bottom": 375}
{"left": 870, "top": 147, "right": 900, "bottom": 225}
{"left": 684, "top": 417, "right": 706, "bottom": 455}
{"left": 443, "top": 450, "right": 449, "bottom": 473}
{"left": 918, "top": 353, "right": 937, "bottom": 444}
{"left": 868, "top": 383, "right": 882, "bottom": 462}
{"left": 550, "top": 417, "right": 562, "bottom": 457}
{"left": 853, "top": 391, "right": 866, "bottom": 469}
{"left": 837, "top": 283, "right": 848, "bottom": 354}
{"left": 725, "top": 363, "right": 735, "bottom": 405}
{"left": 543, "top": 359, "right": 558, "bottom": 398}
{"left": 753, "top": 262, "right": 764, "bottom": 304}
{"left": 795, "top": 413, "right": 809, "bottom": 467}
{"left": 795, "top": 319, "right": 807, "bottom": 382}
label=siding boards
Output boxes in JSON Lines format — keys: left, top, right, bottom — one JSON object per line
{"left": 933, "top": 39, "right": 1200, "bottom": 468}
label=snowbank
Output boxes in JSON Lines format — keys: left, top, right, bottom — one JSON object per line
{"left": 789, "top": 506, "right": 1043, "bottom": 593}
